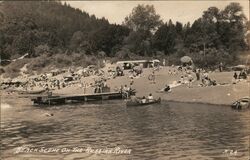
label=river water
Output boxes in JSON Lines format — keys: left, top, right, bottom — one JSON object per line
{"left": 1, "top": 98, "right": 250, "bottom": 160}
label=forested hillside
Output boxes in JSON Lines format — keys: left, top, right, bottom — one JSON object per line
{"left": 0, "top": 1, "right": 249, "bottom": 75}
{"left": 0, "top": 1, "right": 129, "bottom": 60}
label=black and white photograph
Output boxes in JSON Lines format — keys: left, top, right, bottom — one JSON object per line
{"left": 0, "top": 0, "right": 250, "bottom": 159}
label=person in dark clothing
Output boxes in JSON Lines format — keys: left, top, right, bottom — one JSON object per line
{"left": 233, "top": 72, "right": 238, "bottom": 80}
{"left": 195, "top": 69, "right": 200, "bottom": 81}
{"left": 164, "top": 85, "right": 171, "bottom": 92}
{"left": 242, "top": 71, "right": 247, "bottom": 79}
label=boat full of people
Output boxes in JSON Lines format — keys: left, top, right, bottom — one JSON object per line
{"left": 126, "top": 93, "right": 161, "bottom": 107}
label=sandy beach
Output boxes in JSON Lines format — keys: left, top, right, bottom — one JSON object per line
{"left": 2, "top": 65, "right": 248, "bottom": 106}
{"left": 105, "top": 67, "right": 249, "bottom": 106}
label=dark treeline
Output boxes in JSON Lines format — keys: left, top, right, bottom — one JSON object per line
{"left": 0, "top": 1, "right": 130, "bottom": 60}
{"left": 0, "top": 1, "right": 249, "bottom": 69}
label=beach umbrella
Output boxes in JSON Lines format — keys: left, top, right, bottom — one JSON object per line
{"left": 180, "top": 56, "right": 192, "bottom": 63}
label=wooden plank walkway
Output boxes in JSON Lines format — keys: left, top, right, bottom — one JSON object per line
{"left": 31, "top": 92, "right": 123, "bottom": 105}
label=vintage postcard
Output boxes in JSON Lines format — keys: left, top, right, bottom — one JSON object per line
{"left": 0, "top": 0, "right": 249, "bottom": 159}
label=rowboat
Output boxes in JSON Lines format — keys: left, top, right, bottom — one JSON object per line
{"left": 231, "top": 97, "right": 250, "bottom": 110}
{"left": 126, "top": 98, "right": 161, "bottom": 107}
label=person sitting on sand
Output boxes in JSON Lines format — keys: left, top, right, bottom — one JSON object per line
{"left": 130, "top": 77, "right": 134, "bottom": 86}
{"left": 180, "top": 76, "right": 184, "bottom": 84}
{"left": 241, "top": 70, "right": 247, "bottom": 79}
{"left": 44, "top": 113, "right": 54, "bottom": 117}
{"left": 173, "top": 69, "right": 176, "bottom": 75}
{"left": 204, "top": 72, "right": 209, "bottom": 80}
{"left": 163, "top": 84, "right": 171, "bottom": 92}
{"left": 141, "top": 96, "right": 147, "bottom": 103}
{"left": 148, "top": 93, "right": 154, "bottom": 102}
{"left": 168, "top": 69, "right": 172, "bottom": 75}
{"left": 201, "top": 78, "right": 207, "bottom": 87}
{"left": 123, "top": 85, "right": 130, "bottom": 98}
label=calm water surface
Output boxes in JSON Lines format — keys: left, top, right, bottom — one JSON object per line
{"left": 1, "top": 98, "right": 250, "bottom": 160}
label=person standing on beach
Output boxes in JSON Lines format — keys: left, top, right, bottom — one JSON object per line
{"left": 149, "top": 71, "right": 156, "bottom": 84}
{"left": 163, "top": 59, "right": 166, "bottom": 67}
{"left": 180, "top": 76, "right": 184, "bottom": 84}
{"left": 188, "top": 74, "right": 193, "bottom": 88}
{"left": 195, "top": 69, "right": 200, "bottom": 81}
{"left": 219, "top": 62, "right": 223, "bottom": 72}
{"left": 233, "top": 72, "right": 238, "bottom": 80}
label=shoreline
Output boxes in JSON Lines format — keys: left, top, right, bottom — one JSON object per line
{"left": 1, "top": 67, "right": 249, "bottom": 107}
{"left": 0, "top": 89, "right": 242, "bottom": 107}
{"left": 162, "top": 99, "right": 230, "bottom": 107}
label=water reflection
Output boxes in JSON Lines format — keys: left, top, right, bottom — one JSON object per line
{"left": 1, "top": 100, "right": 249, "bottom": 159}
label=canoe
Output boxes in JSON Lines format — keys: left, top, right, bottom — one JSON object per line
{"left": 231, "top": 97, "right": 250, "bottom": 110}
{"left": 126, "top": 98, "right": 161, "bottom": 107}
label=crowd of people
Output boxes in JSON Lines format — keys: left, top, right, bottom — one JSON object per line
{"left": 233, "top": 70, "right": 248, "bottom": 80}
{"left": 1, "top": 59, "right": 249, "bottom": 104}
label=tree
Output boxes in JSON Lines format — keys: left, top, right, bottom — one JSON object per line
{"left": 202, "top": 7, "right": 220, "bottom": 23}
{"left": 221, "top": 2, "right": 246, "bottom": 23}
{"left": 152, "top": 21, "right": 178, "bottom": 55}
{"left": 219, "top": 2, "right": 247, "bottom": 52}
{"left": 123, "top": 4, "right": 163, "bottom": 32}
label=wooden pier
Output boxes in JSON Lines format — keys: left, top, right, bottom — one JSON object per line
{"left": 31, "top": 92, "right": 123, "bottom": 105}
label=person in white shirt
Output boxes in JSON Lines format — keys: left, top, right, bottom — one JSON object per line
{"left": 141, "top": 96, "right": 147, "bottom": 103}
{"left": 123, "top": 85, "right": 130, "bottom": 98}
{"left": 148, "top": 93, "right": 154, "bottom": 102}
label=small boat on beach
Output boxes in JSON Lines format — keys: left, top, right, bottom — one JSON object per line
{"left": 126, "top": 98, "right": 161, "bottom": 107}
{"left": 231, "top": 97, "right": 250, "bottom": 110}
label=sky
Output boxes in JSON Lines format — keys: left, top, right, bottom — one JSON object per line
{"left": 66, "top": 1, "right": 249, "bottom": 25}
